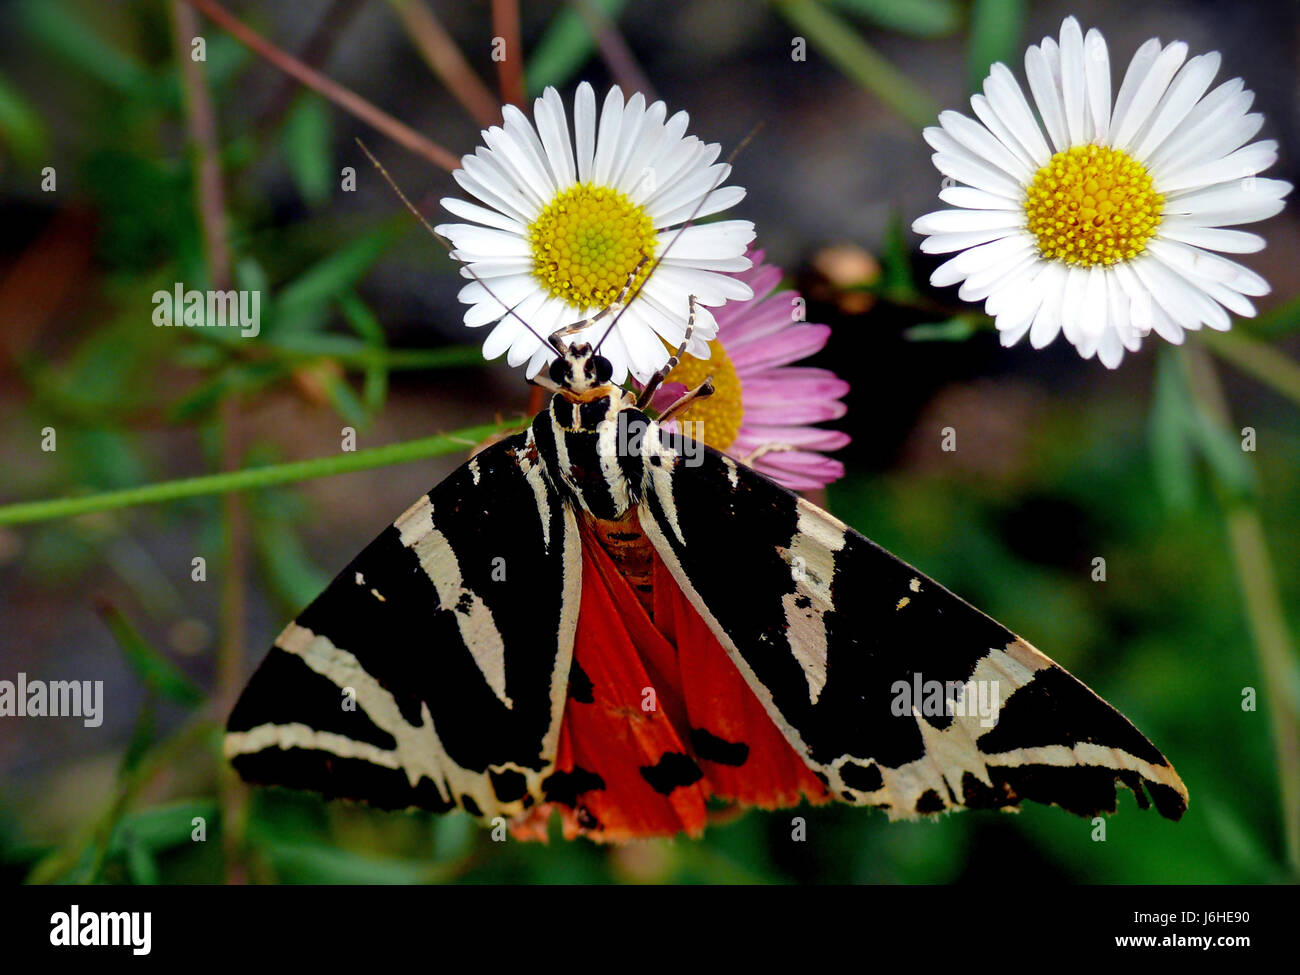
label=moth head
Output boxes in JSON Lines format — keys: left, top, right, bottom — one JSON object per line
{"left": 549, "top": 343, "right": 614, "bottom": 394}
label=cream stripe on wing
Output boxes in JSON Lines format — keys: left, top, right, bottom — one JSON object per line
{"left": 224, "top": 721, "right": 399, "bottom": 768}
{"left": 395, "top": 495, "right": 513, "bottom": 709}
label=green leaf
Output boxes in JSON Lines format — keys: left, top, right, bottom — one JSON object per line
{"left": 122, "top": 833, "right": 161, "bottom": 885}
{"left": 526, "top": 0, "right": 627, "bottom": 96}
{"left": 252, "top": 515, "right": 330, "bottom": 612}
{"left": 826, "top": 0, "right": 960, "bottom": 37}
{"left": 967, "top": 0, "right": 1026, "bottom": 90}
{"left": 120, "top": 695, "right": 157, "bottom": 777}
{"left": 108, "top": 801, "right": 218, "bottom": 854}
{"left": 21, "top": 0, "right": 152, "bottom": 94}
{"left": 262, "top": 331, "right": 483, "bottom": 371}
{"left": 879, "top": 211, "right": 917, "bottom": 299}
{"left": 338, "top": 290, "right": 389, "bottom": 411}
{"left": 903, "top": 316, "right": 977, "bottom": 342}
{"left": 274, "top": 222, "right": 404, "bottom": 327}
{"left": 1149, "top": 346, "right": 1198, "bottom": 512}
{"left": 283, "top": 95, "right": 334, "bottom": 207}
{"left": 1198, "top": 792, "right": 1287, "bottom": 882}
{"left": 323, "top": 371, "right": 370, "bottom": 428}
{"left": 1188, "top": 402, "right": 1257, "bottom": 503}
{"left": 98, "top": 603, "right": 203, "bottom": 707}
{"left": 776, "top": 1, "right": 940, "bottom": 130}
{"left": 0, "top": 71, "right": 50, "bottom": 164}
{"left": 260, "top": 839, "right": 455, "bottom": 884}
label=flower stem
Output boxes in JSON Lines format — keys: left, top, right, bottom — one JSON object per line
{"left": 1184, "top": 345, "right": 1300, "bottom": 877}
{"left": 387, "top": 0, "right": 501, "bottom": 127}
{"left": 183, "top": 0, "right": 460, "bottom": 171}
{"left": 772, "top": 0, "right": 940, "bottom": 130}
{"left": 491, "top": 0, "right": 526, "bottom": 107}
{"left": 0, "top": 422, "right": 515, "bottom": 528}
{"left": 1200, "top": 328, "right": 1300, "bottom": 412}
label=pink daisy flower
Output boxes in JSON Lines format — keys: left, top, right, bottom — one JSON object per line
{"left": 645, "top": 249, "right": 850, "bottom": 491}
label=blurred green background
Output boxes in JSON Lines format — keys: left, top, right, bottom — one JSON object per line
{"left": 0, "top": 0, "right": 1297, "bottom": 884}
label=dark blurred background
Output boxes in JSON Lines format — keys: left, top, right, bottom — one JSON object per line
{"left": 0, "top": 0, "right": 1297, "bottom": 884}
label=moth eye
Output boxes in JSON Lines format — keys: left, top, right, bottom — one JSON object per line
{"left": 593, "top": 357, "right": 613, "bottom": 384}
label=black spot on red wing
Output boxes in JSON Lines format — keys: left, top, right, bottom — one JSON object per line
{"left": 690, "top": 727, "right": 750, "bottom": 767}
{"left": 608, "top": 531, "right": 641, "bottom": 541}
{"left": 576, "top": 806, "right": 600, "bottom": 830}
{"left": 639, "top": 751, "right": 704, "bottom": 795}
{"left": 489, "top": 768, "right": 528, "bottom": 803}
{"left": 915, "top": 789, "right": 946, "bottom": 814}
{"left": 542, "top": 767, "right": 605, "bottom": 806}
{"left": 567, "top": 659, "right": 595, "bottom": 704}
{"left": 460, "top": 794, "right": 483, "bottom": 817}
{"left": 839, "top": 761, "right": 884, "bottom": 793}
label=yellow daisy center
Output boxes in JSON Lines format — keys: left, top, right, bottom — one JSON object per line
{"left": 1023, "top": 144, "right": 1164, "bottom": 267}
{"left": 528, "top": 182, "right": 657, "bottom": 307}
{"left": 662, "top": 339, "right": 744, "bottom": 451}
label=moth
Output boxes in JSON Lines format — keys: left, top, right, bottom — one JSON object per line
{"left": 225, "top": 287, "right": 1188, "bottom": 841}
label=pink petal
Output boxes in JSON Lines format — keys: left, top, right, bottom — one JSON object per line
{"left": 744, "top": 400, "right": 847, "bottom": 425}
{"left": 729, "top": 324, "right": 831, "bottom": 371}
{"left": 715, "top": 294, "right": 802, "bottom": 343}
{"left": 732, "top": 425, "right": 850, "bottom": 452}
{"left": 741, "top": 369, "right": 850, "bottom": 402}
{"left": 753, "top": 451, "right": 846, "bottom": 491}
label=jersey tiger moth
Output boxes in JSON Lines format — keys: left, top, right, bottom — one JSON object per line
{"left": 225, "top": 329, "right": 1188, "bottom": 841}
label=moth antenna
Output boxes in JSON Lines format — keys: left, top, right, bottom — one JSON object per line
{"left": 355, "top": 137, "right": 554, "bottom": 353}
{"left": 594, "top": 120, "right": 765, "bottom": 357}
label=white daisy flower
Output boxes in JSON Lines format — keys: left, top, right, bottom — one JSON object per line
{"left": 912, "top": 16, "right": 1291, "bottom": 368}
{"left": 435, "top": 82, "right": 756, "bottom": 384}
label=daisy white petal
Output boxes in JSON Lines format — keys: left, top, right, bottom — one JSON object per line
{"left": 938, "top": 185, "right": 1020, "bottom": 210}
{"left": 1158, "top": 141, "right": 1278, "bottom": 194}
{"left": 939, "top": 110, "right": 1033, "bottom": 181}
{"left": 969, "top": 94, "right": 1038, "bottom": 173}
{"left": 574, "top": 81, "right": 597, "bottom": 181}
{"left": 1131, "top": 52, "right": 1220, "bottom": 162}
{"left": 1025, "top": 43, "right": 1069, "bottom": 151}
{"left": 1083, "top": 28, "right": 1112, "bottom": 142}
{"left": 1111, "top": 41, "right": 1188, "bottom": 150}
{"left": 984, "top": 63, "right": 1052, "bottom": 164}
{"left": 912, "top": 208, "right": 1023, "bottom": 235}
{"left": 1059, "top": 16, "right": 1088, "bottom": 146}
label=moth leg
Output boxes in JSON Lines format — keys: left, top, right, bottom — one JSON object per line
{"left": 547, "top": 254, "right": 651, "bottom": 352}
{"left": 659, "top": 375, "right": 714, "bottom": 424}
{"left": 738, "top": 442, "right": 797, "bottom": 465}
{"left": 638, "top": 294, "right": 700, "bottom": 409}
